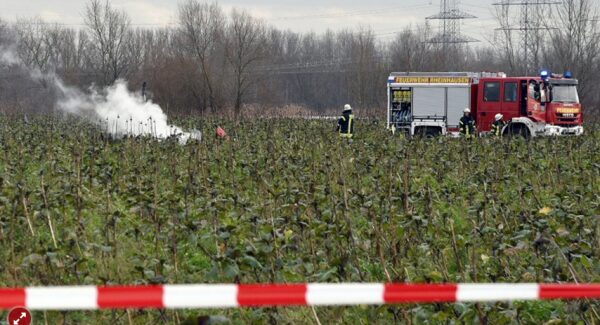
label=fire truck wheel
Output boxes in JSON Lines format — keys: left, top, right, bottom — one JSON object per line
{"left": 425, "top": 129, "right": 441, "bottom": 138}
{"left": 415, "top": 127, "right": 441, "bottom": 138}
{"left": 505, "top": 123, "right": 531, "bottom": 139}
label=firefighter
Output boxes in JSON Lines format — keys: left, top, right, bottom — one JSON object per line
{"left": 491, "top": 113, "right": 506, "bottom": 137}
{"left": 459, "top": 108, "right": 476, "bottom": 138}
{"left": 337, "top": 104, "right": 354, "bottom": 138}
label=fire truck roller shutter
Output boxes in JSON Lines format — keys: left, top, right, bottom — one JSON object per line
{"left": 447, "top": 87, "right": 470, "bottom": 128}
{"left": 413, "top": 87, "right": 445, "bottom": 118}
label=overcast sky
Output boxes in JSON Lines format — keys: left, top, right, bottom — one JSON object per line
{"left": 0, "top": 0, "right": 499, "bottom": 43}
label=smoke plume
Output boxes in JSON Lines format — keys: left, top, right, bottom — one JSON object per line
{"left": 55, "top": 79, "right": 201, "bottom": 143}
{"left": 0, "top": 46, "right": 20, "bottom": 65}
{"left": 0, "top": 46, "right": 201, "bottom": 144}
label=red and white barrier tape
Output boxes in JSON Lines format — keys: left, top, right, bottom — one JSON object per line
{"left": 1, "top": 283, "right": 599, "bottom": 310}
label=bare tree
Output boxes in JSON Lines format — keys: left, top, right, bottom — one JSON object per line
{"left": 347, "top": 27, "right": 379, "bottom": 108}
{"left": 14, "top": 18, "right": 55, "bottom": 71}
{"left": 0, "top": 18, "right": 8, "bottom": 45}
{"left": 493, "top": 4, "right": 521, "bottom": 75}
{"left": 389, "top": 24, "right": 432, "bottom": 72}
{"left": 0, "top": 18, "right": 16, "bottom": 112}
{"left": 178, "top": 0, "right": 225, "bottom": 113}
{"left": 493, "top": 2, "right": 552, "bottom": 75}
{"left": 123, "top": 29, "right": 144, "bottom": 77}
{"left": 225, "top": 9, "right": 268, "bottom": 118}
{"left": 546, "top": 0, "right": 600, "bottom": 113}
{"left": 3, "top": 1, "right": 600, "bottom": 117}
{"left": 84, "top": 0, "right": 132, "bottom": 85}
{"left": 468, "top": 46, "right": 504, "bottom": 72}
{"left": 53, "top": 28, "right": 83, "bottom": 77}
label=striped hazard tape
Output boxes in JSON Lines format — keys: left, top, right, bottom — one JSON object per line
{"left": 0, "top": 283, "right": 599, "bottom": 310}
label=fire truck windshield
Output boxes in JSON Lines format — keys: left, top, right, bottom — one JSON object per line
{"left": 552, "top": 85, "right": 580, "bottom": 103}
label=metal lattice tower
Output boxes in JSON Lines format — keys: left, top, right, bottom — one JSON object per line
{"left": 493, "top": 0, "right": 561, "bottom": 74}
{"left": 426, "top": 0, "right": 478, "bottom": 45}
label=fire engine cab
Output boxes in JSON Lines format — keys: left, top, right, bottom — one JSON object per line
{"left": 387, "top": 71, "right": 584, "bottom": 137}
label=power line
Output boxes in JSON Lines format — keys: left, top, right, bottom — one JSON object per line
{"left": 426, "top": 0, "right": 479, "bottom": 45}
{"left": 374, "top": 26, "right": 426, "bottom": 35}
{"left": 252, "top": 53, "right": 394, "bottom": 75}
{"left": 493, "top": 0, "right": 561, "bottom": 74}
{"left": 461, "top": 1, "right": 496, "bottom": 11}
{"left": 492, "top": 1, "right": 560, "bottom": 4}
{"left": 9, "top": 21, "right": 176, "bottom": 27}
{"left": 266, "top": 3, "right": 434, "bottom": 21}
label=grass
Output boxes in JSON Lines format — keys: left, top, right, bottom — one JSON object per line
{"left": 0, "top": 115, "right": 598, "bottom": 324}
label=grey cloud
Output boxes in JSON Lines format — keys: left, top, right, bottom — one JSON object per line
{"left": 0, "top": 0, "right": 496, "bottom": 36}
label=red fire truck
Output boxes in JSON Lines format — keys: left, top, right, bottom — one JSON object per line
{"left": 387, "top": 71, "right": 584, "bottom": 137}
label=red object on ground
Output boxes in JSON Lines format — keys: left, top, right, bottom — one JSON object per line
{"left": 216, "top": 127, "right": 227, "bottom": 138}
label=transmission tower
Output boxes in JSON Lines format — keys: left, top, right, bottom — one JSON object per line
{"left": 493, "top": 0, "right": 561, "bottom": 74}
{"left": 426, "top": 0, "right": 478, "bottom": 45}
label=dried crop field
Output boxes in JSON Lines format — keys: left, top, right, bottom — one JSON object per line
{"left": 0, "top": 116, "right": 598, "bottom": 324}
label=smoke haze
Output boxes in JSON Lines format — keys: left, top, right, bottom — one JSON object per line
{"left": 0, "top": 46, "right": 201, "bottom": 144}
{"left": 56, "top": 79, "right": 201, "bottom": 143}
{"left": 0, "top": 46, "right": 20, "bottom": 66}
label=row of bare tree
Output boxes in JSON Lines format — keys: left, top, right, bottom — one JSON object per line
{"left": 0, "top": 0, "right": 598, "bottom": 117}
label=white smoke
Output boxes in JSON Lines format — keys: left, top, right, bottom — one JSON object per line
{"left": 0, "top": 47, "right": 20, "bottom": 66}
{"left": 0, "top": 46, "right": 201, "bottom": 144}
{"left": 55, "top": 79, "right": 201, "bottom": 144}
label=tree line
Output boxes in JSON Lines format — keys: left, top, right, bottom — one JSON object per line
{"left": 0, "top": 0, "right": 598, "bottom": 118}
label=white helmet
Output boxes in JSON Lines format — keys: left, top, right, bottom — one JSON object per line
{"left": 495, "top": 113, "right": 504, "bottom": 121}
{"left": 344, "top": 104, "right": 352, "bottom": 112}
{"left": 463, "top": 108, "right": 471, "bottom": 113}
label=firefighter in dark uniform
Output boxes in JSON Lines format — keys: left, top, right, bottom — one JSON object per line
{"left": 337, "top": 104, "right": 354, "bottom": 138}
{"left": 491, "top": 113, "right": 506, "bottom": 137}
{"left": 459, "top": 108, "right": 476, "bottom": 138}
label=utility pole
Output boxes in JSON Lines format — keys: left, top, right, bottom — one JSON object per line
{"left": 493, "top": 0, "right": 561, "bottom": 75}
{"left": 426, "top": 0, "right": 478, "bottom": 67}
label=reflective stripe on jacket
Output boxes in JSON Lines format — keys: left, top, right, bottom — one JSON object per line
{"left": 338, "top": 113, "right": 354, "bottom": 138}
{"left": 491, "top": 120, "right": 506, "bottom": 137}
{"left": 459, "top": 115, "right": 475, "bottom": 137}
